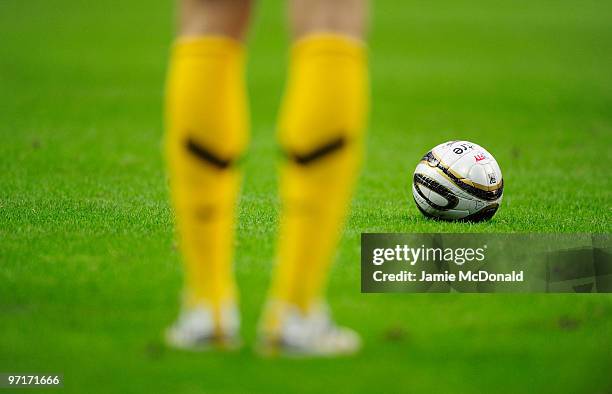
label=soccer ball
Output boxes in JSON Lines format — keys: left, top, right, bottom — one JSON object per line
{"left": 412, "top": 140, "right": 503, "bottom": 221}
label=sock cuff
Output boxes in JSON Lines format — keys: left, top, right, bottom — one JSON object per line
{"left": 172, "top": 35, "right": 245, "bottom": 59}
{"left": 291, "top": 33, "right": 367, "bottom": 61}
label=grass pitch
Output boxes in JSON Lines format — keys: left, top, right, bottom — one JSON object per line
{"left": 1, "top": 0, "right": 611, "bottom": 393}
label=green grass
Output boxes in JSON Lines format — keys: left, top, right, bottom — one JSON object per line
{"left": 1, "top": 0, "right": 612, "bottom": 393}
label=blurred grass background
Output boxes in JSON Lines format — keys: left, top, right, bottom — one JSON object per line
{"left": 1, "top": 0, "right": 611, "bottom": 393}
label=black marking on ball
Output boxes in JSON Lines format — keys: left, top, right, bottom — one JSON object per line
{"left": 413, "top": 173, "right": 459, "bottom": 211}
{"left": 460, "top": 204, "right": 499, "bottom": 222}
{"left": 422, "top": 151, "right": 503, "bottom": 201}
{"left": 414, "top": 199, "right": 499, "bottom": 223}
{"left": 414, "top": 197, "right": 440, "bottom": 219}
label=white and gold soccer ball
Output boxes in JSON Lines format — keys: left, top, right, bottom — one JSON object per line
{"left": 412, "top": 141, "right": 504, "bottom": 221}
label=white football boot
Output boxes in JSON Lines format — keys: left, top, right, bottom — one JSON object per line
{"left": 257, "top": 302, "right": 361, "bottom": 357}
{"left": 165, "top": 303, "right": 240, "bottom": 350}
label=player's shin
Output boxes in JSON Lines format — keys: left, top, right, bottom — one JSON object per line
{"left": 263, "top": 34, "right": 368, "bottom": 346}
{"left": 165, "top": 36, "right": 248, "bottom": 341}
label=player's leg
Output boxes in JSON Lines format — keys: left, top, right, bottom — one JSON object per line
{"left": 165, "top": 0, "right": 252, "bottom": 349}
{"left": 260, "top": 0, "right": 369, "bottom": 355}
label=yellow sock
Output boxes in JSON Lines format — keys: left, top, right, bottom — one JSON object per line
{"left": 165, "top": 37, "right": 248, "bottom": 318}
{"left": 267, "top": 34, "right": 369, "bottom": 319}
